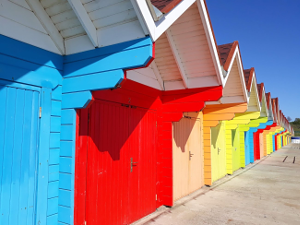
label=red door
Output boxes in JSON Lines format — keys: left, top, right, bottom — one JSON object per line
{"left": 79, "top": 100, "right": 157, "bottom": 225}
{"left": 253, "top": 133, "right": 260, "bottom": 160}
{"left": 128, "top": 107, "right": 157, "bottom": 222}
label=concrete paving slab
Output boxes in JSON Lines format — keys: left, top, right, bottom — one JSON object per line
{"left": 133, "top": 144, "right": 300, "bottom": 225}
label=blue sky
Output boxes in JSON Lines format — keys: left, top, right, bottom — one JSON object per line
{"left": 206, "top": 0, "right": 300, "bottom": 121}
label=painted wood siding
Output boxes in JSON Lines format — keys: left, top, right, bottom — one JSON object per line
{"left": 58, "top": 109, "right": 76, "bottom": 225}
{"left": 82, "top": 0, "right": 137, "bottom": 30}
{"left": 0, "top": 0, "right": 61, "bottom": 54}
{"left": 155, "top": 33, "right": 182, "bottom": 82}
{"left": 40, "top": 0, "right": 87, "bottom": 39}
{"left": 169, "top": 4, "right": 216, "bottom": 80}
{"left": 79, "top": 0, "right": 145, "bottom": 49}
{"left": 222, "top": 60, "right": 244, "bottom": 101}
{"left": 247, "top": 83, "right": 259, "bottom": 112}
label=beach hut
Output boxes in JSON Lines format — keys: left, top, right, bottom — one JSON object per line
{"left": 202, "top": 41, "right": 248, "bottom": 185}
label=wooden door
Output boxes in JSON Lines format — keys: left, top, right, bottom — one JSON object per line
{"left": 188, "top": 115, "right": 203, "bottom": 194}
{"left": 128, "top": 107, "right": 157, "bottom": 222}
{"left": 253, "top": 133, "right": 259, "bottom": 160}
{"left": 84, "top": 100, "right": 157, "bottom": 225}
{"left": 173, "top": 118, "right": 190, "bottom": 202}
{"left": 0, "top": 86, "right": 40, "bottom": 225}
{"left": 211, "top": 122, "right": 226, "bottom": 182}
{"left": 218, "top": 122, "right": 227, "bottom": 179}
{"left": 259, "top": 133, "right": 264, "bottom": 158}
{"left": 211, "top": 123, "right": 220, "bottom": 183}
{"left": 232, "top": 129, "right": 240, "bottom": 172}
{"left": 173, "top": 114, "right": 203, "bottom": 202}
{"left": 244, "top": 132, "right": 250, "bottom": 165}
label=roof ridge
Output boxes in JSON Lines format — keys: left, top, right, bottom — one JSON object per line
{"left": 217, "top": 41, "right": 239, "bottom": 71}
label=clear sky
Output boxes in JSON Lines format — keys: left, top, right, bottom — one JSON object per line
{"left": 206, "top": 0, "right": 300, "bottom": 121}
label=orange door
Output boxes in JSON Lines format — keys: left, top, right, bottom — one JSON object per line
{"left": 259, "top": 133, "right": 264, "bottom": 158}
{"left": 173, "top": 113, "right": 203, "bottom": 202}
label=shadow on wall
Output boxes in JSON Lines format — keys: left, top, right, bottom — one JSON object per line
{"left": 211, "top": 122, "right": 222, "bottom": 149}
{"left": 173, "top": 118, "right": 197, "bottom": 153}
{"left": 77, "top": 79, "right": 201, "bottom": 161}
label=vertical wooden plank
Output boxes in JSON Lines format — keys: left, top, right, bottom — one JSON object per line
{"left": 188, "top": 114, "right": 203, "bottom": 194}
{"left": 27, "top": 91, "right": 40, "bottom": 225}
{"left": 259, "top": 133, "right": 264, "bottom": 158}
{"left": 0, "top": 87, "right": 17, "bottom": 225}
{"left": 74, "top": 109, "right": 88, "bottom": 225}
{"left": 0, "top": 87, "right": 7, "bottom": 223}
{"left": 172, "top": 118, "right": 189, "bottom": 202}
{"left": 225, "top": 127, "right": 232, "bottom": 174}
{"left": 0, "top": 86, "right": 6, "bottom": 176}
{"left": 9, "top": 89, "right": 25, "bottom": 225}
{"left": 220, "top": 122, "right": 227, "bottom": 179}
{"left": 36, "top": 88, "right": 51, "bottom": 225}
{"left": 210, "top": 124, "right": 219, "bottom": 183}
{"left": 18, "top": 90, "right": 33, "bottom": 224}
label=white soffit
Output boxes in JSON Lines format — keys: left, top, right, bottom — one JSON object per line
{"left": 247, "top": 74, "right": 261, "bottom": 112}
{"left": 2, "top": 0, "right": 147, "bottom": 54}
{"left": 219, "top": 50, "right": 248, "bottom": 104}
{"left": 260, "top": 87, "right": 269, "bottom": 117}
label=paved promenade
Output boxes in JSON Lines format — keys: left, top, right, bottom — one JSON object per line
{"left": 135, "top": 144, "right": 300, "bottom": 225}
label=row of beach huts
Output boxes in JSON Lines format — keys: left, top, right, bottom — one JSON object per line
{"left": 0, "top": 0, "right": 293, "bottom": 224}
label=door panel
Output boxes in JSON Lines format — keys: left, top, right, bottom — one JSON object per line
{"left": 211, "top": 122, "right": 226, "bottom": 183}
{"left": 85, "top": 100, "right": 157, "bottom": 225}
{"left": 210, "top": 124, "right": 219, "bottom": 183}
{"left": 173, "top": 118, "right": 190, "bottom": 202}
{"left": 244, "top": 132, "right": 250, "bottom": 165}
{"left": 232, "top": 129, "right": 240, "bottom": 172}
{"left": 219, "top": 122, "right": 227, "bottom": 178}
{"left": 0, "top": 86, "right": 40, "bottom": 225}
{"left": 129, "top": 107, "right": 157, "bottom": 223}
{"left": 173, "top": 115, "right": 203, "bottom": 202}
{"left": 188, "top": 118, "right": 203, "bottom": 193}
{"left": 259, "top": 133, "right": 264, "bottom": 158}
{"left": 86, "top": 101, "right": 130, "bottom": 225}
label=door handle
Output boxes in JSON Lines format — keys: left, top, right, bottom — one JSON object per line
{"left": 130, "top": 158, "right": 138, "bottom": 172}
{"left": 189, "top": 151, "right": 194, "bottom": 160}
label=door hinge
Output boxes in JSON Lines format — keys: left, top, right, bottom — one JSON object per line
{"left": 156, "top": 194, "right": 157, "bottom": 201}
{"left": 156, "top": 121, "right": 157, "bottom": 127}
{"left": 39, "top": 107, "right": 42, "bottom": 118}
